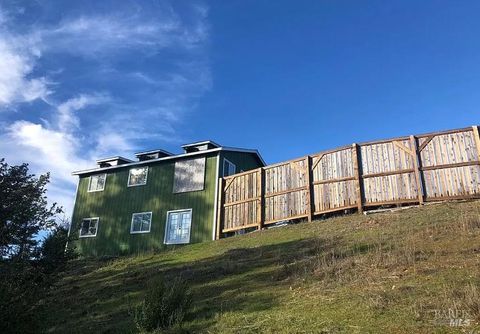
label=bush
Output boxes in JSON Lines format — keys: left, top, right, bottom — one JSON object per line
{"left": 0, "top": 261, "right": 46, "bottom": 334}
{"left": 134, "top": 277, "right": 192, "bottom": 331}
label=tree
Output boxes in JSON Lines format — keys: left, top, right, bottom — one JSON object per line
{"left": 0, "top": 159, "right": 62, "bottom": 259}
{"left": 39, "top": 224, "right": 76, "bottom": 273}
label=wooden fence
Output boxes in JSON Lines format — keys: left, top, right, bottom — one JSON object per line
{"left": 215, "top": 126, "right": 480, "bottom": 238}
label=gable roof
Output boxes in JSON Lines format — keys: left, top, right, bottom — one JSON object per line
{"left": 72, "top": 146, "right": 265, "bottom": 176}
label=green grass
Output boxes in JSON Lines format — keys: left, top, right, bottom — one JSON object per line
{"left": 44, "top": 201, "right": 480, "bottom": 333}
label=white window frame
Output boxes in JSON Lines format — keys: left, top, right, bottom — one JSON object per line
{"left": 130, "top": 211, "right": 152, "bottom": 234}
{"left": 172, "top": 158, "right": 206, "bottom": 193}
{"left": 223, "top": 158, "right": 236, "bottom": 177}
{"left": 164, "top": 209, "right": 193, "bottom": 245}
{"left": 127, "top": 166, "right": 149, "bottom": 187}
{"left": 79, "top": 217, "right": 99, "bottom": 238}
{"left": 87, "top": 174, "right": 107, "bottom": 192}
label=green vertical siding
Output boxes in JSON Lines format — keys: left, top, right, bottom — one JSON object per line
{"left": 71, "top": 154, "right": 218, "bottom": 256}
{"left": 220, "top": 151, "right": 263, "bottom": 176}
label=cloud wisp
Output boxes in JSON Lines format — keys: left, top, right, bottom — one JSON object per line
{"left": 0, "top": 29, "right": 49, "bottom": 106}
{"left": 0, "top": 1, "right": 211, "bottom": 216}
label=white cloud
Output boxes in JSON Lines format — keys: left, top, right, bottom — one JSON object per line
{"left": 0, "top": 37, "right": 49, "bottom": 106}
{"left": 94, "top": 132, "right": 134, "bottom": 157}
{"left": 0, "top": 120, "right": 82, "bottom": 217}
{"left": 56, "top": 94, "right": 109, "bottom": 132}
{"left": 3, "top": 120, "right": 88, "bottom": 184}
{"left": 0, "top": 2, "right": 211, "bottom": 217}
{"left": 40, "top": 10, "right": 208, "bottom": 57}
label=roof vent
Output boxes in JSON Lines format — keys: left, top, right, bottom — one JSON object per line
{"left": 96, "top": 156, "right": 133, "bottom": 168}
{"left": 181, "top": 140, "right": 220, "bottom": 154}
{"left": 135, "top": 149, "right": 173, "bottom": 161}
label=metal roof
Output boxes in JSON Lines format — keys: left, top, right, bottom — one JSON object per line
{"left": 181, "top": 140, "right": 221, "bottom": 149}
{"left": 134, "top": 149, "right": 173, "bottom": 157}
{"left": 95, "top": 156, "right": 134, "bottom": 164}
{"left": 73, "top": 146, "right": 265, "bottom": 176}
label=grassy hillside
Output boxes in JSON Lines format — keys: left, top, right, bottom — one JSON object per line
{"left": 44, "top": 201, "right": 480, "bottom": 333}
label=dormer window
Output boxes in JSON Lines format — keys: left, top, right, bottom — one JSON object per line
{"left": 88, "top": 174, "right": 106, "bottom": 192}
{"left": 128, "top": 167, "right": 148, "bottom": 186}
{"left": 96, "top": 156, "right": 133, "bottom": 168}
{"left": 181, "top": 140, "right": 220, "bottom": 154}
{"left": 135, "top": 149, "right": 173, "bottom": 161}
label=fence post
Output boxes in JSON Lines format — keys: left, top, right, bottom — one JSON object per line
{"left": 305, "top": 155, "right": 314, "bottom": 223}
{"left": 352, "top": 143, "right": 364, "bottom": 214}
{"left": 410, "top": 135, "right": 425, "bottom": 204}
{"left": 257, "top": 168, "right": 265, "bottom": 231}
{"left": 215, "top": 177, "right": 224, "bottom": 240}
{"left": 473, "top": 126, "right": 480, "bottom": 161}
{"left": 305, "top": 156, "right": 314, "bottom": 222}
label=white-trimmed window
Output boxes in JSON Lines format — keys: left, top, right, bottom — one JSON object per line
{"left": 128, "top": 167, "right": 148, "bottom": 187}
{"left": 88, "top": 174, "right": 106, "bottom": 192}
{"left": 173, "top": 157, "right": 205, "bottom": 193}
{"left": 223, "top": 159, "right": 236, "bottom": 177}
{"left": 79, "top": 218, "right": 99, "bottom": 237}
{"left": 164, "top": 209, "right": 192, "bottom": 244}
{"left": 130, "top": 212, "right": 152, "bottom": 234}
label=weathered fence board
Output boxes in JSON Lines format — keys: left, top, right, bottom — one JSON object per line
{"left": 217, "top": 126, "right": 480, "bottom": 236}
{"left": 311, "top": 147, "right": 358, "bottom": 213}
{"left": 264, "top": 158, "right": 309, "bottom": 224}
{"left": 418, "top": 129, "right": 480, "bottom": 200}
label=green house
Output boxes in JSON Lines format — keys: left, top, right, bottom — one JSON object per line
{"left": 69, "top": 141, "right": 265, "bottom": 256}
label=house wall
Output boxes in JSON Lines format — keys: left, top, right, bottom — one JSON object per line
{"left": 71, "top": 153, "right": 219, "bottom": 256}
{"left": 219, "top": 151, "right": 262, "bottom": 176}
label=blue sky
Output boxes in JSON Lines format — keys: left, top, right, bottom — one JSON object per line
{"left": 0, "top": 0, "right": 479, "bottom": 217}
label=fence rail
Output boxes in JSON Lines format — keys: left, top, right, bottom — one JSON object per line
{"left": 216, "top": 126, "right": 480, "bottom": 238}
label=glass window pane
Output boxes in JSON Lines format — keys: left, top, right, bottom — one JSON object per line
{"left": 223, "top": 160, "right": 236, "bottom": 177}
{"left": 89, "top": 174, "right": 106, "bottom": 191}
{"left": 80, "top": 218, "right": 98, "bottom": 236}
{"left": 133, "top": 215, "right": 140, "bottom": 231}
{"left": 97, "top": 175, "right": 105, "bottom": 189}
{"left": 129, "top": 167, "right": 148, "bottom": 186}
{"left": 132, "top": 213, "right": 151, "bottom": 232}
{"left": 81, "top": 220, "right": 89, "bottom": 235}
{"left": 173, "top": 158, "right": 205, "bottom": 193}
{"left": 89, "top": 177, "right": 97, "bottom": 191}
{"left": 223, "top": 163, "right": 229, "bottom": 176}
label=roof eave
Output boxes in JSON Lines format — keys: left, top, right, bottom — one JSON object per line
{"left": 72, "top": 147, "right": 265, "bottom": 176}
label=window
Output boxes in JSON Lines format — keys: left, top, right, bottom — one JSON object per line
{"left": 173, "top": 157, "right": 205, "bottom": 193}
{"left": 128, "top": 167, "right": 148, "bottom": 186}
{"left": 79, "top": 218, "right": 99, "bottom": 237}
{"left": 223, "top": 159, "right": 236, "bottom": 177}
{"left": 130, "top": 212, "right": 152, "bottom": 234}
{"left": 88, "top": 174, "right": 106, "bottom": 192}
{"left": 164, "top": 209, "right": 192, "bottom": 244}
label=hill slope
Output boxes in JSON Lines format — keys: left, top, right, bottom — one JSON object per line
{"left": 45, "top": 201, "right": 480, "bottom": 333}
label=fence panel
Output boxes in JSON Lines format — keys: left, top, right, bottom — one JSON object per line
{"left": 264, "top": 158, "right": 309, "bottom": 224}
{"left": 311, "top": 147, "right": 358, "bottom": 213}
{"left": 360, "top": 139, "right": 419, "bottom": 206}
{"left": 222, "top": 169, "right": 261, "bottom": 232}
{"left": 418, "top": 128, "right": 480, "bottom": 200}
